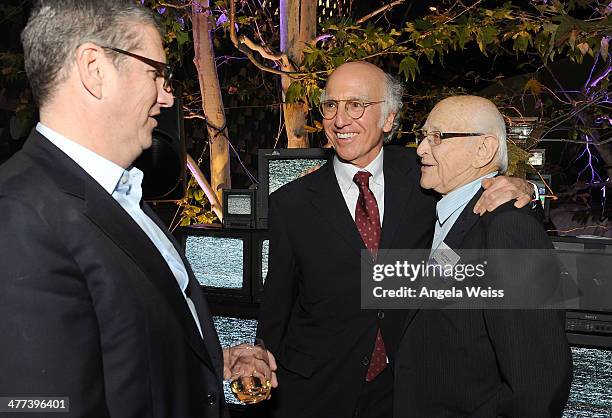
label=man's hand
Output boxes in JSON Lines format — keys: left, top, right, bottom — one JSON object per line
{"left": 223, "top": 344, "right": 278, "bottom": 388}
{"left": 474, "top": 176, "right": 533, "bottom": 216}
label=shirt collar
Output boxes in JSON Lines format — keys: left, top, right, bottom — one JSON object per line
{"left": 436, "top": 171, "right": 498, "bottom": 225}
{"left": 36, "top": 122, "right": 125, "bottom": 195}
{"left": 113, "top": 166, "right": 145, "bottom": 206}
{"left": 333, "top": 147, "right": 384, "bottom": 193}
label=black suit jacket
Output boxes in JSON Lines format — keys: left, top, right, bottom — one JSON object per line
{"left": 0, "top": 131, "right": 229, "bottom": 418}
{"left": 394, "top": 189, "right": 572, "bottom": 418}
{"left": 257, "top": 146, "right": 437, "bottom": 418}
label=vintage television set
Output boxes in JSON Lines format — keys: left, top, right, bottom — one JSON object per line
{"left": 551, "top": 235, "right": 612, "bottom": 416}
{"left": 552, "top": 235, "right": 612, "bottom": 347}
{"left": 222, "top": 189, "right": 257, "bottom": 229}
{"left": 256, "top": 148, "right": 333, "bottom": 229}
{"left": 175, "top": 225, "right": 253, "bottom": 304}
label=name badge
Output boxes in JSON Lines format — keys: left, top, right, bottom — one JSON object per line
{"left": 430, "top": 241, "right": 460, "bottom": 268}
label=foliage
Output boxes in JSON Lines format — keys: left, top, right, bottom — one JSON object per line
{"left": 1, "top": 0, "right": 610, "bottom": 223}
{"left": 176, "top": 177, "right": 218, "bottom": 227}
{"left": 289, "top": 0, "right": 610, "bottom": 159}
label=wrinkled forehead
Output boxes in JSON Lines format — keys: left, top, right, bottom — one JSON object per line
{"left": 424, "top": 101, "right": 480, "bottom": 132}
{"left": 324, "top": 67, "right": 385, "bottom": 100}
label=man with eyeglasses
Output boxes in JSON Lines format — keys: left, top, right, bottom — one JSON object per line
{"left": 257, "top": 61, "right": 535, "bottom": 418}
{"left": 0, "top": 1, "right": 275, "bottom": 417}
{"left": 392, "top": 95, "right": 571, "bottom": 417}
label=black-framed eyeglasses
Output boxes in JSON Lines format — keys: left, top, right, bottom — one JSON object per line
{"left": 102, "top": 46, "right": 173, "bottom": 93}
{"left": 319, "top": 99, "right": 385, "bottom": 120}
{"left": 417, "top": 130, "right": 485, "bottom": 146}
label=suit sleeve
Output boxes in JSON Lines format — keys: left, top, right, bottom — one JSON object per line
{"left": 256, "top": 192, "right": 300, "bottom": 355}
{"left": 483, "top": 210, "right": 572, "bottom": 418}
{"left": 0, "top": 196, "right": 108, "bottom": 417}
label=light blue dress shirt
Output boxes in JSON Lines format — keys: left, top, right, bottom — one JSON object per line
{"left": 36, "top": 123, "right": 203, "bottom": 338}
{"left": 431, "top": 172, "right": 498, "bottom": 251}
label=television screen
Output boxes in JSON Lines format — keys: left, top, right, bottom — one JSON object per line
{"left": 268, "top": 158, "right": 329, "bottom": 194}
{"left": 553, "top": 236, "right": 612, "bottom": 312}
{"left": 261, "top": 239, "right": 269, "bottom": 284}
{"left": 213, "top": 316, "right": 258, "bottom": 406}
{"left": 226, "top": 194, "right": 253, "bottom": 215}
{"left": 185, "top": 235, "right": 244, "bottom": 289}
{"left": 257, "top": 148, "right": 333, "bottom": 229}
{"left": 564, "top": 346, "right": 612, "bottom": 417}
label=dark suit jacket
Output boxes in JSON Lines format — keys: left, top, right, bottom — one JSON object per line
{"left": 257, "top": 146, "right": 437, "bottom": 418}
{"left": 394, "top": 189, "right": 572, "bottom": 418}
{"left": 0, "top": 131, "right": 229, "bottom": 418}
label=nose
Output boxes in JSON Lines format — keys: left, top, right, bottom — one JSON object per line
{"left": 416, "top": 137, "right": 430, "bottom": 158}
{"left": 334, "top": 104, "right": 351, "bottom": 128}
{"left": 158, "top": 82, "right": 174, "bottom": 108}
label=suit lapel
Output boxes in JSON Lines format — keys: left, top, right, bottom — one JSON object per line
{"left": 442, "top": 188, "right": 484, "bottom": 249}
{"left": 142, "top": 204, "right": 222, "bottom": 377}
{"left": 379, "top": 149, "right": 416, "bottom": 251}
{"left": 23, "top": 133, "right": 217, "bottom": 373}
{"left": 308, "top": 161, "right": 366, "bottom": 258}
{"left": 400, "top": 188, "right": 485, "bottom": 333}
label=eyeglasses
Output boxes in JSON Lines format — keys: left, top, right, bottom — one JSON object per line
{"left": 319, "top": 99, "right": 385, "bottom": 120}
{"left": 102, "top": 46, "right": 173, "bottom": 93}
{"left": 417, "top": 130, "right": 485, "bottom": 146}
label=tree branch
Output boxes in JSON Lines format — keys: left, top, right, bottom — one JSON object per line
{"left": 357, "top": 0, "right": 405, "bottom": 24}
{"left": 186, "top": 154, "right": 224, "bottom": 221}
{"left": 228, "top": 0, "right": 305, "bottom": 77}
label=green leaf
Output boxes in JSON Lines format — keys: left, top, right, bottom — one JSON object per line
{"left": 512, "top": 33, "right": 530, "bottom": 53}
{"left": 399, "top": 55, "right": 419, "bottom": 81}
{"left": 423, "top": 48, "right": 436, "bottom": 64}
{"left": 456, "top": 25, "right": 471, "bottom": 49}
{"left": 285, "top": 82, "right": 304, "bottom": 103}
{"left": 175, "top": 30, "right": 189, "bottom": 49}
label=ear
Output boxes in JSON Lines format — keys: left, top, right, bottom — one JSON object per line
{"left": 75, "top": 43, "right": 107, "bottom": 100}
{"left": 472, "top": 134, "right": 499, "bottom": 169}
{"left": 382, "top": 112, "right": 396, "bottom": 133}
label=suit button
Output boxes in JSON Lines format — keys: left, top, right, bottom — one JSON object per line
{"left": 206, "top": 394, "right": 216, "bottom": 405}
{"left": 377, "top": 310, "right": 385, "bottom": 320}
{"left": 362, "top": 356, "right": 370, "bottom": 366}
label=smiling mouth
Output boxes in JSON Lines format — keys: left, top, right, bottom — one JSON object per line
{"left": 336, "top": 132, "right": 358, "bottom": 139}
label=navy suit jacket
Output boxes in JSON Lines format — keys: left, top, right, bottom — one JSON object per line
{"left": 0, "top": 130, "right": 229, "bottom": 418}
{"left": 393, "top": 189, "right": 572, "bottom": 418}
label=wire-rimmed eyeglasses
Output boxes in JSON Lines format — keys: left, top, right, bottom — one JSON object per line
{"left": 319, "top": 99, "right": 385, "bottom": 120}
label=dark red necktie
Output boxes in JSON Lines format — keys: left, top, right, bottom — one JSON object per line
{"left": 353, "top": 171, "right": 387, "bottom": 382}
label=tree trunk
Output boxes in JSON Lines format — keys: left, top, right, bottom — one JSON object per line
{"left": 192, "top": 1, "right": 231, "bottom": 202}
{"left": 280, "top": 0, "right": 317, "bottom": 148}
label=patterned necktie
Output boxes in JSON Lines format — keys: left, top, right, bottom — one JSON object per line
{"left": 353, "top": 171, "right": 387, "bottom": 382}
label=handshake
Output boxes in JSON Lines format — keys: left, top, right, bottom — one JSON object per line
{"left": 223, "top": 339, "right": 278, "bottom": 404}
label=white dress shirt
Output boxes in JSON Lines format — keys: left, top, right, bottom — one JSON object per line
{"left": 36, "top": 122, "right": 203, "bottom": 338}
{"left": 333, "top": 148, "right": 385, "bottom": 226}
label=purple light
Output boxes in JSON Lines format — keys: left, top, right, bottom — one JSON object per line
{"left": 216, "top": 13, "right": 228, "bottom": 26}
{"left": 577, "top": 137, "right": 603, "bottom": 185}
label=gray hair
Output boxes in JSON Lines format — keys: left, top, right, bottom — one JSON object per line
{"left": 380, "top": 72, "right": 403, "bottom": 143}
{"left": 21, "top": 0, "right": 163, "bottom": 107}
